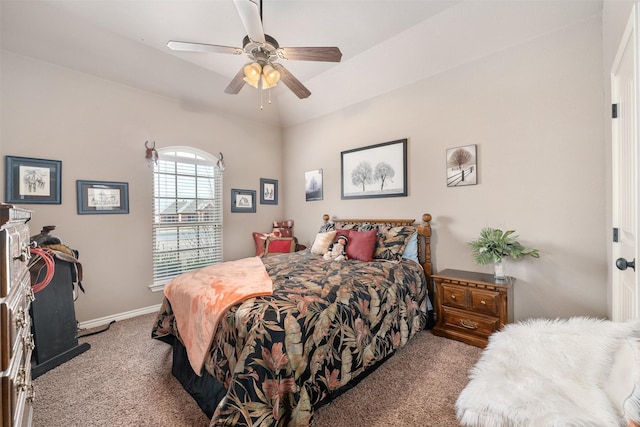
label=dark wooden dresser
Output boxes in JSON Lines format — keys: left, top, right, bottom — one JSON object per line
{"left": 0, "top": 204, "right": 34, "bottom": 427}
{"left": 432, "top": 269, "right": 514, "bottom": 348}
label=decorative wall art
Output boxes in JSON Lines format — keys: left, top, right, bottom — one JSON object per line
{"left": 260, "top": 178, "right": 278, "bottom": 205}
{"left": 446, "top": 144, "right": 477, "bottom": 187}
{"left": 231, "top": 189, "right": 256, "bottom": 213}
{"left": 77, "top": 180, "right": 129, "bottom": 214}
{"left": 5, "top": 156, "right": 62, "bottom": 204}
{"left": 305, "top": 169, "right": 323, "bottom": 201}
{"left": 341, "top": 139, "right": 407, "bottom": 199}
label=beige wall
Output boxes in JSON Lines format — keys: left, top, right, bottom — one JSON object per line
{"left": 0, "top": 52, "right": 283, "bottom": 322}
{"left": 2, "top": 3, "right": 635, "bottom": 325}
{"left": 283, "top": 16, "right": 606, "bottom": 321}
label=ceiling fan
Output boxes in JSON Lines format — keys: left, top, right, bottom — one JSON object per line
{"left": 167, "top": 0, "right": 342, "bottom": 99}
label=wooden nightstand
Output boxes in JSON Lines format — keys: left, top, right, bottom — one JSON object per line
{"left": 432, "top": 269, "right": 514, "bottom": 348}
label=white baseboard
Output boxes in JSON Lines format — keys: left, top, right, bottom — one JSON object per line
{"left": 77, "top": 304, "right": 162, "bottom": 330}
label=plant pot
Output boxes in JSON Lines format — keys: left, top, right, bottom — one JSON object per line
{"left": 494, "top": 259, "right": 506, "bottom": 280}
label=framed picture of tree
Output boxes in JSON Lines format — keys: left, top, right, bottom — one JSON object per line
{"left": 341, "top": 139, "right": 407, "bottom": 199}
{"left": 305, "top": 169, "right": 323, "bottom": 201}
{"left": 446, "top": 144, "right": 477, "bottom": 187}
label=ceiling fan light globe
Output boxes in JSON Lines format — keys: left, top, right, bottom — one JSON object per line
{"left": 243, "top": 77, "right": 260, "bottom": 88}
{"left": 243, "top": 62, "right": 262, "bottom": 83}
{"left": 262, "top": 64, "right": 281, "bottom": 86}
{"left": 261, "top": 75, "right": 278, "bottom": 90}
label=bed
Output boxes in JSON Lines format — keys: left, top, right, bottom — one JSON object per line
{"left": 152, "top": 213, "right": 434, "bottom": 426}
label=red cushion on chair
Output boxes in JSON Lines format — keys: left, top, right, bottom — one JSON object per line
{"left": 253, "top": 232, "right": 275, "bottom": 257}
{"left": 345, "top": 229, "right": 377, "bottom": 262}
{"left": 264, "top": 237, "right": 297, "bottom": 257}
{"left": 269, "top": 239, "right": 293, "bottom": 253}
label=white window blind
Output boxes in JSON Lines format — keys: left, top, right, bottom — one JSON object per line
{"left": 152, "top": 148, "right": 223, "bottom": 287}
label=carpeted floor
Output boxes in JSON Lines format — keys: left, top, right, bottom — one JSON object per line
{"left": 32, "top": 313, "right": 482, "bottom": 427}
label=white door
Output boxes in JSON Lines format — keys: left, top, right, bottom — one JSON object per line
{"left": 611, "top": 4, "right": 639, "bottom": 322}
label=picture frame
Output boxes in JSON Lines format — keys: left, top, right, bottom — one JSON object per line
{"left": 231, "top": 189, "right": 256, "bottom": 213}
{"left": 341, "top": 139, "right": 407, "bottom": 199}
{"left": 260, "top": 178, "right": 278, "bottom": 205}
{"left": 446, "top": 144, "right": 477, "bottom": 187}
{"left": 5, "top": 155, "right": 62, "bottom": 204}
{"left": 305, "top": 169, "right": 323, "bottom": 201}
{"left": 76, "top": 180, "right": 129, "bottom": 214}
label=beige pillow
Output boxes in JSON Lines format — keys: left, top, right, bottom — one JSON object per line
{"left": 310, "top": 231, "right": 337, "bottom": 255}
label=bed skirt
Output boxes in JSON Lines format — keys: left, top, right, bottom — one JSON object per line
{"left": 167, "top": 307, "right": 435, "bottom": 420}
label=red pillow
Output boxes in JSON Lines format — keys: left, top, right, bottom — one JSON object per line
{"left": 268, "top": 239, "right": 294, "bottom": 253}
{"left": 334, "top": 229, "right": 351, "bottom": 242}
{"left": 345, "top": 229, "right": 377, "bottom": 262}
{"left": 252, "top": 232, "right": 275, "bottom": 257}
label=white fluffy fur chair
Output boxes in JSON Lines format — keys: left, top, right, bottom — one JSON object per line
{"left": 456, "top": 317, "right": 640, "bottom": 427}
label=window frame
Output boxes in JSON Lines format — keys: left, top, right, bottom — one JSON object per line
{"left": 150, "top": 146, "right": 223, "bottom": 291}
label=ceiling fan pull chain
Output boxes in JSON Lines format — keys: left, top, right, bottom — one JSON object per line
{"left": 260, "top": 79, "right": 264, "bottom": 110}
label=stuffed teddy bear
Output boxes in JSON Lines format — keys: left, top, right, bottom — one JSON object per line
{"left": 323, "top": 235, "right": 348, "bottom": 262}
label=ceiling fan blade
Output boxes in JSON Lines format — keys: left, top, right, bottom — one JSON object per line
{"left": 233, "top": 0, "right": 265, "bottom": 44}
{"left": 277, "top": 47, "right": 342, "bottom": 62}
{"left": 167, "top": 41, "right": 243, "bottom": 55}
{"left": 271, "top": 63, "right": 311, "bottom": 99}
{"left": 224, "top": 67, "right": 247, "bottom": 94}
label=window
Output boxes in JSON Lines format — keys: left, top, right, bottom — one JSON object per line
{"left": 151, "top": 147, "right": 223, "bottom": 290}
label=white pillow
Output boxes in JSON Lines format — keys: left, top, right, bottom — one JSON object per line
{"left": 310, "top": 231, "right": 337, "bottom": 255}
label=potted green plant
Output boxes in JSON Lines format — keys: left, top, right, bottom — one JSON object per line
{"left": 469, "top": 227, "right": 540, "bottom": 279}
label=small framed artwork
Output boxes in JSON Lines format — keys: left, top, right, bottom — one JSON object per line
{"left": 77, "top": 180, "right": 129, "bottom": 214}
{"left": 260, "top": 178, "right": 278, "bottom": 205}
{"left": 446, "top": 144, "right": 477, "bottom": 187}
{"left": 5, "top": 156, "right": 62, "bottom": 204}
{"left": 305, "top": 169, "right": 323, "bottom": 201}
{"left": 231, "top": 189, "right": 256, "bottom": 213}
{"left": 341, "top": 139, "right": 407, "bottom": 199}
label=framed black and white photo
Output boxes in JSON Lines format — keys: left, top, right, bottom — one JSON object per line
{"left": 5, "top": 156, "right": 62, "bottom": 204}
{"left": 305, "top": 169, "right": 323, "bottom": 202}
{"left": 260, "top": 178, "right": 278, "bottom": 205}
{"left": 446, "top": 144, "right": 477, "bottom": 187}
{"left": 231, "top": 189, "right": 256, "bottom": 213}
{"left": 341, "top": 139, "right": 407, "bottom": 199}
{"left": 77, "top": 180, "right": 129, "bottom": 214}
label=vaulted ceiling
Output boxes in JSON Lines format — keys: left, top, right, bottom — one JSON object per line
{"left": 1, "top": 1, "right": 602, "bottom": 127}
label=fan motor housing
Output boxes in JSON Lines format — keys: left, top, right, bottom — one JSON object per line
{"left": 243, "top": 34, "right": 279, "bottom": 63}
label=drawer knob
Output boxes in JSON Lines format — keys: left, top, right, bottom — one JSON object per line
{"left": 450, "top": 294, "right": 457, "bottom": 300}
{"left": 27, "top": 385, "right": 36, "bottom": 403}
{"left": 480, "top": 300, "right": 486, "bottom": 305}
{"left": 460, "top": 319, "right": 479, "bottom": 329}
{"left": 15, "top": 308, "right": 27, "bottom": 328}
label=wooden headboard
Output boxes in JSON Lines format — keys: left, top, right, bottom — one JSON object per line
{"left": 322, "top": 213, "right": 433, "bottom": 281}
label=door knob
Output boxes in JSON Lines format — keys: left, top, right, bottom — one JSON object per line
{"left": 616, "top": 257, "right": 636, "bottom": 271}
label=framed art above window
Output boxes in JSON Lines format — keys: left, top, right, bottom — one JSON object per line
{"left": 5, "top": 156, "right": 62, "bottom": 204}
{"left": 260, "top": 178, "right": 278, "bottom": 205}
{"left": 77, "top": 180, "right": 129, "bottom": 214}
{"left": 341, "top": 139, "right": 407, "bottom": 199}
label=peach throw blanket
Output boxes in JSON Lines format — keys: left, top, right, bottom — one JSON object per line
{"left": 164, "top": 256, "right": 273, "bottom": 375}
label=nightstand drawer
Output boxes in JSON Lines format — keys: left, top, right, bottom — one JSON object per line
{"left": 440, "top": 307, "right": 500, "bottom": 338}
{"left": 440, "top": 284, "right": 466, "bottom": 309}
{"left": 470, "top": 289, "right": 500, "bottom": 316}
{"left": 432, "top": 269, "right": 514, "bottom": 348}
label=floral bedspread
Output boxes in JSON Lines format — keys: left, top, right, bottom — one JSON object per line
{"left": 152, "top": 250, "right": 429, "bottom": 426}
